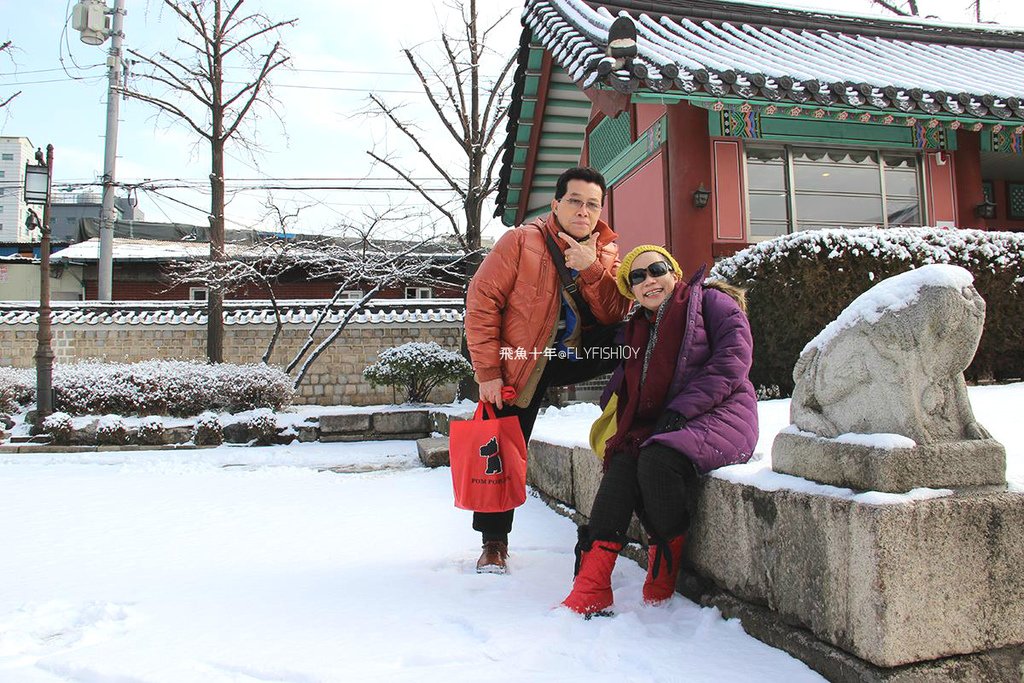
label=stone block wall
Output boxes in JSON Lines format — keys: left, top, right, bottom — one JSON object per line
{"left": 0, "top": 319, "right": 464, "bottom": 406}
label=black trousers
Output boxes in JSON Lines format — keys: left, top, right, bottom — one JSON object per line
{"left": 473, "top": 323, "right": 623, "bottom": 541}
{"left": 587, "top": 443, "right": 700, "bottom": 543}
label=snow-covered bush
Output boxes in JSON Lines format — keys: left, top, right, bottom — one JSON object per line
{"left": 363, "top": 342, "right": 473, "bottom": 403}
{"left": 43, "top": 411, "right": 73, "bottom": 444}
{"left": 711, "top": 228, "right": 1024, "bottom": 394}
{"left": 192, "top": 412, "right": 223, "bottom": 446}
{"left": 52, "top": 360, "right": 293, "bottom": 417}
{"left": 136, "top": 416, "right": 166, "bottom": 446}
{"left": 96, "top": 415, "right": 130, "bottom": 446}
{"left": 0, "top": 367, "right": 34, "bottom": 414}
{"left": 246, "top": 408, "right": 279, "bottom": 445}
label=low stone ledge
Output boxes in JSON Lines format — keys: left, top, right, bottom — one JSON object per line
{"left": 688, "top": 584, "right": 1024, "bottom": 683}
{"left": 772, "top": 431, "right": 1007, "bottom": 493}
{"left": 417, "top": 437, "right": 449, "bottom": 468}
{"left": 319, "top": 414, "right": 371, "bottom": 434}
{"left": 527, "top": 441, "right": 574, "bottom": 507}
{"left": 372, "top": 411, "right": 430, "bottom": 435}
{"left": 689, "top": 476, "right": 1024, "bottom": 668}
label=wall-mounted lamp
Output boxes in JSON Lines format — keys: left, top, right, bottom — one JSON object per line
{"left": 974, "top": 199, "right": 997, "bottom": 219}
{"left": 693, "top": 183, "right": 711, "bottom": 209}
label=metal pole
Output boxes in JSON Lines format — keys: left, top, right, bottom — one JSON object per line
{"left": 35, "top": 144, "right": 55, "bottom": 429}
{"left": 97, "top": 0, "right": 126, "bottom": 301}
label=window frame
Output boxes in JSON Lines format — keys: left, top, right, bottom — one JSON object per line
{"left": 743, "top": 143, "right": 926, "bottom": 241}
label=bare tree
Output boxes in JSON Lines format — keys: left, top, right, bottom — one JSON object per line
{"left": 122, "top": 0, "right": 296, "bottom": 363}
{"left": 366, "top": 0, "right": 517, "bottom": 276}
{"left": 0, "top": 41, "right": 20, "bottom": 109}
{"left": 165, "top": 209, "right": 471, "bottom": 389}
{"left": 867, "top": 0, "right": 919, "bottom": 17}
{"left": 868, "top": 0, "right": 986, "bottom": 20}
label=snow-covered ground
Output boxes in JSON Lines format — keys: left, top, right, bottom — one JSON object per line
{"left": 1, "top": 384, "right": 1021, "bottom": 682}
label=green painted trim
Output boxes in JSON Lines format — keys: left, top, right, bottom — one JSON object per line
{"left": 525, "top": 205, "right": 549, "bottom": 221}
{"left": 542, "top": 114, "right": 591, "bottom": 125}
{"left": 538, "top": 131, "right": 586, "bottom": 142}
{"left": 631, "top": 91, "right": 1024, "bottom": 127}
{"left": 549, "top": 81, "right": 580, "bottom": 92}
{"left": 600, "top": 117, "right": 668, "bottom": 186}
{"left": 547, "top": 98, "right": 592, "bottom": 110}
{"left": 527, "top": 48, "right": 544, "bottom": 71}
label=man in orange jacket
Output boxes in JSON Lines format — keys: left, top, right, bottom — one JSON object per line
{"left": 464, "top": 166, "right": 632, "bottom": 573}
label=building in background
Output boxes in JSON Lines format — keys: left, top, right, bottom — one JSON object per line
{"left": 495, "top": 0, "right": 1024, "bottom": 276}
{"left": 0, "top": 136, "right": 35, "bottom": 243}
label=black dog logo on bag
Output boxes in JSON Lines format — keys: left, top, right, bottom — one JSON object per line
{"left": 479, "top": 437, "right": 502, "bottom": 475}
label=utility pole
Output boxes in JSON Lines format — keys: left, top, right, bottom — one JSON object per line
{"left": 98, "top": 0, "right": 125, "bottom": 300}
{"left": 72, "top": 0, "right": 125, "bottom": 301}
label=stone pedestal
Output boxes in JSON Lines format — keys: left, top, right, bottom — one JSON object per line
{"left": 687, "top": 476, "right": 1024, "bottom": 670}
{"left": 772, "top": 431, "right": 1006, "bottom": 493}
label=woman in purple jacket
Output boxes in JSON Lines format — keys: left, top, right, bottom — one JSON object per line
{"left": 561, "top": 245, "right": 758, "bottom": 616}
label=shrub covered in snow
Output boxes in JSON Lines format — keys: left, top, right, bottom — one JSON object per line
{"left": 192, "top": 412, "right": 223, "bottom": 446}
{"left": 43, "top": 412, "right": 73, "bottom": 444}
{"left": 711, "top": 228, "right": 1024, "bottom": 394}
{"left": 137, "top": 416, "right": 166, "bottom": 446}
{"left": 96, "top": 415, "right": 130, "bottom": 446}
{"left": 364, "top": 342, "right": 473, "bottom": 403}
{"left": 0, "top": 367, "right": 34, "bottom": 414}
{"left": 51, "top": 360, "right": 293, "bottom": 417}
{"left": 247, "top": 408, "right": 279, "bottom": 445}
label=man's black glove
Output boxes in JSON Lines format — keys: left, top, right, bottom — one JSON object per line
{"left": 654, "top": 409, "right": 687, "bottom": 433}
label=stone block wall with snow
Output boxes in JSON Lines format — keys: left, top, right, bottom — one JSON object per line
{"left": 0, "top": 317, "right": 463, "bottom": 406}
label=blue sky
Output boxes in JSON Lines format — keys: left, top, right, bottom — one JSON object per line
{"left": 1, "top": 0, "right": 1022, "bottom": 239}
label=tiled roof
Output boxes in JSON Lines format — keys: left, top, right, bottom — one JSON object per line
{"left": 0, "top": 300, "right": 465, "bottom": 326}
{"left": 526, "top": 0, "right": 1024, "bottom": 116}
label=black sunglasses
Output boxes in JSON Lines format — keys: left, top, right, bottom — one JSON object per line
{"left": 628, "top": 261, "right": 672, "bottom": 287}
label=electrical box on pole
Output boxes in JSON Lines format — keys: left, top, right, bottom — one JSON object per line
{"left": 72, "top": 0, "right": 110, "bottom": 45}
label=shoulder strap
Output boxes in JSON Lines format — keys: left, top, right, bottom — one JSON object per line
{"left": 543, "top": 231, "right": 597, "bottom": 327}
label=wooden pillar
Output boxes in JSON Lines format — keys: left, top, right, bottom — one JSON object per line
{"left": 953, "top": 130, "right": 987, "bottom": 229}
{"left": 666, "top": 102, "right": 715, "bottom": 276}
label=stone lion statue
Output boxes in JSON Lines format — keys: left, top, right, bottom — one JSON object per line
{"left": 790, "top": 264, "right": 991, "bottom": 445}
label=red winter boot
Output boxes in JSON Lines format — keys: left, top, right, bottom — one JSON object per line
{"left": 561, "top": 528, "right": 622, "bottom": 616}
{"left": 642, "top": 534, "right": 686, "bottom": 605}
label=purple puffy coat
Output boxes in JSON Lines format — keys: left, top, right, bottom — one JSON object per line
{"left": 604, "top": 269, "right": 759, "bottom": 473}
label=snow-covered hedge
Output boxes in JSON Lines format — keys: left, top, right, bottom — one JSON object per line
{"left": 0, "top": 367, "right": 34, "bottom": 414}
{"left": 711, "top": 228, "right": 1024, "bottom": 395}
{"left": 364, "top": 342, "right": 473, "bottom": 403}
{"left": 51, "top": 360, "right": 294, "bottom": 417}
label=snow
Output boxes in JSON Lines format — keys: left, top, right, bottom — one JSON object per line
{"left": 0, "top": 384, "right": 1020, "bottom": 681}
{"left": 804, "top": 263, "right": 974, "bottom": 353}
{"left": 0, "top": 441, "right": 823, "bottom": 682}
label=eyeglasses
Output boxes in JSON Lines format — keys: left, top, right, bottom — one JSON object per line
{"left": 559, "top": 197, "right": 603, "bottom": 214}
{"left": 628, "top": 261, "right": 672, "bottom": 287}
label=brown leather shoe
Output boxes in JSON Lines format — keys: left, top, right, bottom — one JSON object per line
{"left": 476, "top": 540, "right": 509, "bottom": 574}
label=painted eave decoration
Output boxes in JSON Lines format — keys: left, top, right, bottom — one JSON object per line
{"left": 495, "top": 0, "right": 1024, "bottom": 225}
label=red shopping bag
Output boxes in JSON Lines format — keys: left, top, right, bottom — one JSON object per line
{"left": 449, "top": 401, "right": 528, "bottom": 512}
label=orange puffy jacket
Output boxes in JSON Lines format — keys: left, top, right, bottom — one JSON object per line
{"left": 465, "top": 213, "right": 630, "bottom": 403}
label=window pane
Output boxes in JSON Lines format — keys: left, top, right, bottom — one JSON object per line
{"left": 746, "top": 148, "right": 786, "bottom": 191}
{"left": 887, "top": 200, "right": 920, "bottom": 226}
{"left": 748, "top": 193, "right": 789, "bottom": 221}
{"left": 749, "top": 221, "right": 789, "bottom": 239}
{"left": 795, "top": 193, "right": 883, "bottom": 225}
{"left": 792, "top": 151, "right": 881, "bottom": 194}
{"left": 884, "top": 168, "right": 919, "bottom": 197}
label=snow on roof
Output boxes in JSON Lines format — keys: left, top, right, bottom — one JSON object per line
{"left": 0, "top": 300, "right": 465, "bottom": 326}
{"left": 523, "top": 0, "right": 1024, "bottom": 117}
{"left": 52, "top": 239, "right": 265, "bottom": 262}
{"left": 803, "top": 263, "right": 974, "bottom": 353}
